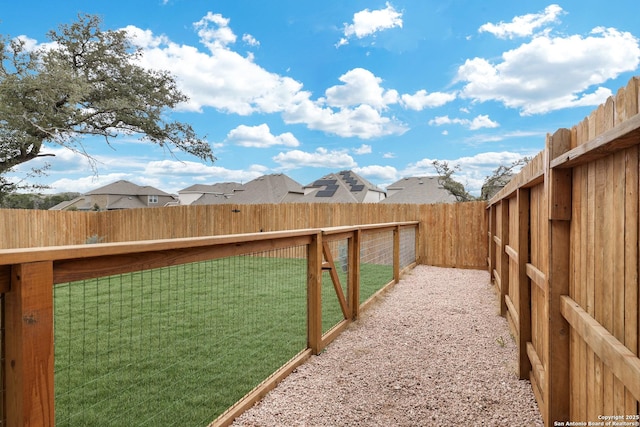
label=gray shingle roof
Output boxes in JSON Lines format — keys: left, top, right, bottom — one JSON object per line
{"left": 106, "top": 196, "right": 148, "bottom": 209}
{"left": 86, "top": 180, "right": 171, "bottom": 197}
{"left": 380, "top": 176, "right": 456, "bottom": 204}
{"left": 179, "top": 182, "right": 243, "bottom": 194}
{"left": 230, "top": 174, "right": 303, "bottom": 204}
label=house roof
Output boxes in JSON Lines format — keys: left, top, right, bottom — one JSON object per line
{"left": 106, "top": 196, "right": 149, "bottom": 209}
{"left": 191, "top": 192, "right": 241, "bottom": 205}
{"left": 183, "top": 182, "right": 245, "bottom": 205}
{"left": 380, "top": 176, "right": 457, "bottom": 204}
{"left": 222, "top": 174, "right": 304, "bottom": 204}
{"left": 300, "top": 170, "right": 386, "bottom": 203}
{"left": 86, "top": 180, "right": 172, "bottom": 197}
{"left": 49, "top": 198, "right": 82, "bottom": 210}
{"left": 179, "top": 182, "right": 243, "bottom": 194}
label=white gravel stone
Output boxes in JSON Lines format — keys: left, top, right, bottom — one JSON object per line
{"left": 232, "top": 265, "right": 544, "bottom": 427}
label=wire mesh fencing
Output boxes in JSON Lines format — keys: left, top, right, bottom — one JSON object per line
{"left": 359, "top": 229, "right": 395, "bottom": 304}
{"left": 399, "top": 225, "right": 417, "bottom": 270}
{"left": 53, "top": 246, "right": 308, "bottom": 426}
{"left": 322, "top": 238, "right": 349, "bottom": 334}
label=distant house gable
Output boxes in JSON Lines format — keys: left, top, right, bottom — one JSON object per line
{"left": 50, "top": 180, "right": 176, "bottom": 211}
{"left": 178, "top": 182, "right": 243, "bottom": 205}
{"left": 229, "top": 174, "right": 304, "bottom": 204}
{"left": 380, "top": 176, "right": 456, "bottom": 204}
{"left": 301, "top": 170, "right": 386, "bottom": 203}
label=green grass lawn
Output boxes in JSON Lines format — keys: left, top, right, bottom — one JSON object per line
{"left": 54, "top": 254, "right": 393, "bottom": 426}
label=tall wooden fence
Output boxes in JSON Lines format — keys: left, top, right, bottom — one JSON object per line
{"left": 1, "top": 202, "right": 487, "bottom": 269}
{"left": 487, "top": 76, "right": 640, "bottom": 426}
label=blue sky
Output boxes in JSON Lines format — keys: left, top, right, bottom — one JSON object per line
{"left": 2, "top": 1, "right": 640, "bottom": 195}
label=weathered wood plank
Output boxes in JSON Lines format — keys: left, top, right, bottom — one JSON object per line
{"left": 624, "top": 146, "right": 639, "bottom": 415}
{"left": 53, "top": 235, "right": 313, "bottom": 284}
{"left": 505, "top": 295, "right": 519, "bottom": 333}
{"left": 544, "top": 129, "right": 572, "bottom": 426}
{"left": 4, "top": 262, "right": 55, "bottom": 427}
{"left": 307, "top": 233, "right": 323, "bottom": 354}
{"left": 526, "top": 263, "right": 546, "bottom": 294}
{"left": 498, "top": 201, "right": 509, "bottom": 316}
{"left": 551, "top": 112, "right": 640, "bottom": 169}
{"left": 562, "top": 296, "right": 640, "bottom": 402}
{"left": 516, "top": 188, "right": 532, "bottom": 378}
{"left": 527, "top": 341, "right": 546, "bottom": 393}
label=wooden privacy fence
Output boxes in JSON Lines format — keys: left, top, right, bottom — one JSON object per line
{"left": 487, "top": 76, "right": 640, "bottom": 426}
{"left": 0, "top": 201, "right": 487, "bottom": 269}
{"left": 0, "top": 222, "right": 418, "bottom": 426}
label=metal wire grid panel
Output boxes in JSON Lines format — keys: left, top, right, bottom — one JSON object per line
{"left": 399, "top": 226, "right": 417, "bottom": 270}
{"left": 359, "top": 229, "right": 394, "bottom": 304}
{"left": 53, "top": 246, "right": 308, "bottom": 426}
{"left": 322, "top": 238, "right": 349, "bottom": 334}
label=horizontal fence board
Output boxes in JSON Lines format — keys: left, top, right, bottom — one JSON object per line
{"left": 561, "top": 296, "right": 640, "bottom": 402}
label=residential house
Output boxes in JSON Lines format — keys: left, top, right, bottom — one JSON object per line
{"left": 178, "top": 182, "right": 243, "bottom": 205}
{"left": 380, "top": 176, "right": 457, "bottom": 204}
{"left": 228, "top": 174, "right": 304, "bottom": 204}
{"left": 180, "top": 174, "right": 304, "bottom": 205}
{"left": 49, "top": 180, "right": 177, "bottom": 211}
{"left": 300, "top": 170, "right": 386, "bottom": 203}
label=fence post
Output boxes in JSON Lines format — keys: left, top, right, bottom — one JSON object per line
{"left": 393, "top": 226, "right": 400, "bottom": 283}
{"left": 544, "top": 129, "right": 572, "bottom": 425}
{"left": 488, "top": 205, "right": 496, "bottom": 276}
{"left": 307, "top": 232, "right": 323, "bottom": 354}
{"left": 516, "top": 188, "right": 532, "bottom": 379}
{"left": 349, "top": 230, "right": 361, "bottom": 320}
{"left": 498, "top": 200, "right": 510, "bottom": 316}
{"left": 5, "top": 261, "right": 55, "bottom": 427}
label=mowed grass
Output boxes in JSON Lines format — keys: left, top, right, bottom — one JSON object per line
{"left": 54, "top": 254, "right": 393, "bottom": 426}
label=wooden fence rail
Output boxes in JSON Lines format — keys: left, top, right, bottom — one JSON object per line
{"left": 0, "top": 222, "right": 418, "bottom": 426}
{"left": 487, "top": 75, "right": 640, "bottom": 426}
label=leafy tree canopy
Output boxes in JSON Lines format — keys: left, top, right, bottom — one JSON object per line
{"left": 0, "top": 191, "right": 80, "bottom": 209}
{"left": 433, "top": 157, "right": 530, "bottom": 202}
{"left": 0, "top": 14, "right": 214, "bottom": 195}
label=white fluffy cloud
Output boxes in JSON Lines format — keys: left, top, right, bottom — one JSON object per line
{"left": 325, "top": 68, "right": 399, "bottom": 110}
{"left": 401, "top": 90, "right": 457, "bottom": 110}
{"left": 273, "top": 148, "right": 356, "bottom": 169}
{"left": 353, "top": 144, "right": 372, "bottom": 155}
{"left": 479, "top": 4, "right": 564, "bottom": 39}
{"left": 126, "top": 17, "right": 416, "bottom": 139}
{"left": 429, "top": 115, "right": 499, "bottom": 130}
{"left": 144, "top": 159, "right": 266, "bottom": 182}
{"left": 194, "top": 12, "right": 237, "bottom": 49}
{"left": 282, "top": 100, "right": 408, "bottom": 139}
{"left": 226, "top": 124, "right": 300, "bottom": 148}
{"left": 459, "top": 22, "right": 640, "bottom": 114}
{"left": 354, "top": 165, "right": 398, "bottom": 181}
{"left": 338, "top": 2, "right": 403, "bottom": 47}
{"left": 242, "top": 34, "right": 260, "bottom": 46}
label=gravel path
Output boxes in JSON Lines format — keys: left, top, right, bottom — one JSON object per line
{"left": 232, "top": 265, "right": 543, "bottom": 427}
